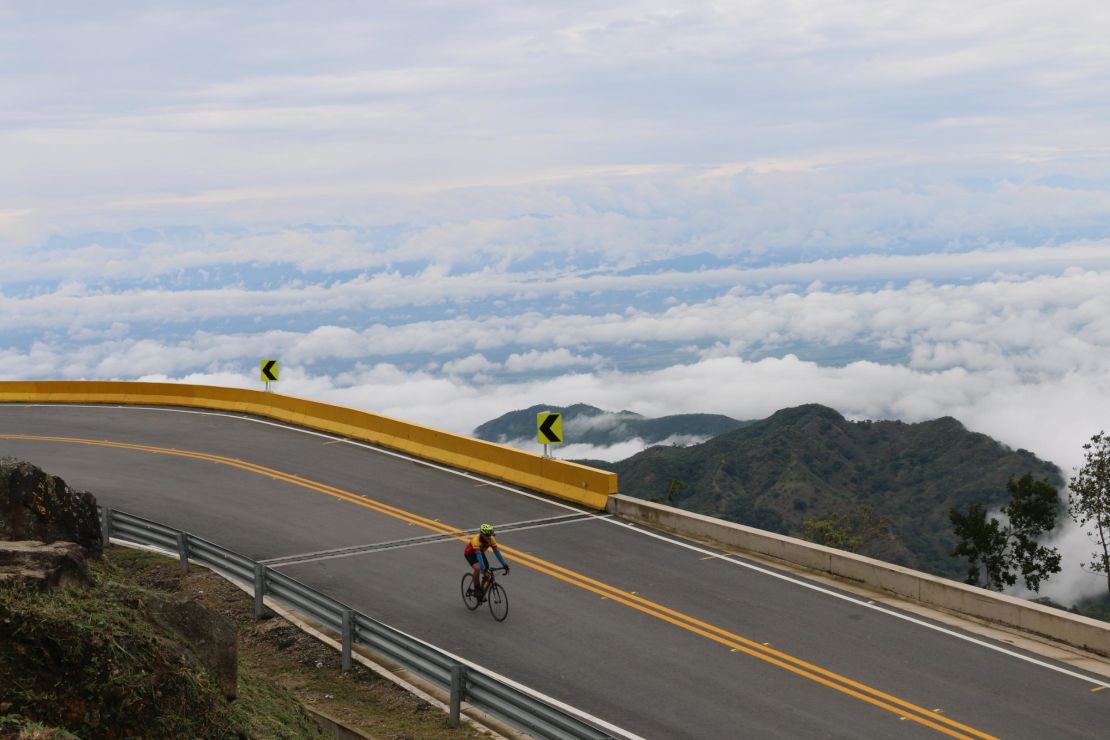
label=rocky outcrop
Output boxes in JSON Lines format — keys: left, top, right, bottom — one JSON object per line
{"left": 0, "top": 457, "right": 102, "bottom": 555}
{"left": 0, "top": 540, "right": 91, "bottom": 590}
{"left": 0, "top": 458, "right": 237, "bottom": 698}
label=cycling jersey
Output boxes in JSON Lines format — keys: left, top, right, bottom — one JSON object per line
{"left": 464, "top": 534, "right": 498, "bottom": 555}
{"left": 464, "top": 534, "right": 508, "bottom": 570}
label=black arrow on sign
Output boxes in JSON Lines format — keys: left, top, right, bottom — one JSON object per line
{"left": 261, "top": 360, "right": 278, "bottom": 381}
{"left": 539, "top": 414, "right": 562, "bottom": 443}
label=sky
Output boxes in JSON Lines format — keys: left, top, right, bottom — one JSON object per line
{"left": 3, "top": 1, "right": 1110, "bottom": 601}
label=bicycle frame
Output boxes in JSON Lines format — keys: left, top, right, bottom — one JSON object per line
{"left": 480, "top": 565, "right": 508, "bottom": 592}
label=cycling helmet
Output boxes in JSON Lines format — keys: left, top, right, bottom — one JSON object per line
{"left": 479, "top": 523, "right": 494, "bottom": 535}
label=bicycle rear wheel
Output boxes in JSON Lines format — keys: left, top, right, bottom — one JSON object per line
{"left": 487, "top": 582, "right": 508, "bottom": 622}
{"left": 461, "top": 573, "right": 480, "bottom": 610}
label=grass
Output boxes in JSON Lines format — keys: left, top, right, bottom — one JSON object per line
{"left": 0, "top": 545, "right": 486, "bottom": 739}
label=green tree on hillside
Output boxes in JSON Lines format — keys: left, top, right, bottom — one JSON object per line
{"left": 1068, "top": 431, "right": 1110, "bottom": 594}
{"left": 647, "top": 479, "right": 687, "bottom": 506}
{"left": 802, "top": 504, "right": 892, "bottom": 554}
{"left": 950, "top": 503, "right": 1009, "bottom": 588}
{"left": 949, "top": 474, "right": 1062, "bottom": 592}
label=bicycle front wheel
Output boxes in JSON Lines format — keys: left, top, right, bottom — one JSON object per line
{"left": 487, "top": 582, "right": 508, "bottom": 622}
{"left": 461, "top": 573, "right": 480, "bottom": 610}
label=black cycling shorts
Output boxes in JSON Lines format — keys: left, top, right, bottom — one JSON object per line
{"left": 465, "top": 552, "right": 480, "bottom": 567}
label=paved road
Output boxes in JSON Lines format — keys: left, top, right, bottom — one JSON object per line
{"left": 2, "top": 404, "right": 1108, "bottom": 739}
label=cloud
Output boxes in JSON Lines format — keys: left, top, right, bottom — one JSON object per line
{"left": 1012, "top": 517, "right": 1110, "bottom": 605}
{"left": 3, "top": 2, "right": 1110, "bottom": 242}
{"left": 526, "top": 432, "right": 712, "bottom": 463}
{"left": 503, "top": 349, "right": 605, "bottom": 373}
{"left": 566, "top": 412, "right": 639, "bottom": 433}
{"left": 3, "top": 266, "right": 1110, "bottom": 394}
{"left": 441, "top": 353, "right": 499, "bottom": 376}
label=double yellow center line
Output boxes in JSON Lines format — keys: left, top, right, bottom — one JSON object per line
{"left": 1, "top": 434, "right": 997, "bottom": 739}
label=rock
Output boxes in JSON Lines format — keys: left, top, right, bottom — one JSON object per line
{"left": 0, "top": 540, "right": 91, "bottom": 590}
{"left": 0, "top": 457, "right": 102, "bottom": 555}
{"left": 149, "top": 594, "right": 239, "bottom": 700}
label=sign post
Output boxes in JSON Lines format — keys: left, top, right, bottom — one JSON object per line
{"left": 536, "top": 411, "right": 563, "bottom": 457}
{"left": 260, "top": 359, "right": 279, "bottom": 392}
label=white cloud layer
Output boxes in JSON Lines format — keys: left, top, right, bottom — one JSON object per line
{"left": 3, "top": 1, "right": 1110, "bottom": 242}
{"left": 3, "top": 264, "right": 1108, "bottom": 385}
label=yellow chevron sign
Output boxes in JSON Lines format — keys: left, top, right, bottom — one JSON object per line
{"left": 260, "top": 359, "right": 279, "bottom": 382}
{"left": 537, "top": 412, "right": 563, "bottom": 445}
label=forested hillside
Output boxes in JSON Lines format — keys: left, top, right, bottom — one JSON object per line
{"left": 474, "top": 403, "right": 750, "bottom": 446}
{"left": 588, "top": 404, "right": 1062, "bottom": 580}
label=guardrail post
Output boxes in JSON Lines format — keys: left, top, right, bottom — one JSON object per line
{"left": 253, "top": 563, "right": 266, "bottom": 619}
{"left": 341, "top": 609, "right": 353, "bottom": 672}
{"left": 448, "top": 663, "right": 468, "bottom": 728}
{"left": 100, "top": 507, "right": 112, "bottom": 541}
{"left": 176, "top": 532, "right": 189, "bottom": 573}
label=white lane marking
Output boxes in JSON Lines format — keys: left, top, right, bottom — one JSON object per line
{"left": 594, "top": 516, "right": 1110, "bottom": 690}
{"left": 491, "top": 512, "right": 598, "bottom": 530}
{"left": 264, "top": 514, "right": 606, "bottom": 566}
{"left": 11, "top": 404, "right": 1107, "bottom": 691}
{"left": 269, "top": 515, "right": 616, "bottom": 566}
{"left": 494, "top": 514, "right": 612, "bottom": 535}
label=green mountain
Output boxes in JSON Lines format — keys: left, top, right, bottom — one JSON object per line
{"left": 473, "top": 403, "right": 752, "bottom": 447}
{"left": 590, "top": 404, "right": 1062, "bottom": 580}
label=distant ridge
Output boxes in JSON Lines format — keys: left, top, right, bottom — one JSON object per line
{"left": 589, "top": 403, "right": 1062, "bottom": 580}
{"left": 473, "top": 403, "right": 751, "bottom": 447}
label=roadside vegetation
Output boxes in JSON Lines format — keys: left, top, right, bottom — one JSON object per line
{"left": 1068, "top": 431, "right": 1110, "bottom": 595}
{"left": 949, "top": 473, "right": 1062, "bottom": 592}
{"left": 0, "top": 545, "right": 483, "bottom": 739}
{"left": 945, "top": 430, "right": 1110, "bottom": 616}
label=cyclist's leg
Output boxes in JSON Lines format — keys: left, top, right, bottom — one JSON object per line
{"left": 477, "top": 552, "right": 490, "bottom": 600}
{"left": 465, "top": 552, "right": 481, "bottom": 595}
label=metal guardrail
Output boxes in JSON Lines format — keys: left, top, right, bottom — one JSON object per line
{"left": 98, "top": 506, "right": 616, "bottom": 740}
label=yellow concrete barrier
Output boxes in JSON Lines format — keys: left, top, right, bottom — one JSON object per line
{"left": 0, "top": 381, "right": 617, "bottom": 510}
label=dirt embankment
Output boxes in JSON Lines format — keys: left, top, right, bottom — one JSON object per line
{"left": 1, "top": 546, "right": 485, "bottom": 739}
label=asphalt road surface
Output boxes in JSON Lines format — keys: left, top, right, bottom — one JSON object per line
{"left": 2, "top": 404, "right": 1108, "bottom": 739}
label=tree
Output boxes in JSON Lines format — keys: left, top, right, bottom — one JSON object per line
{"left": 648, "top": 479, "right": 687, "bottom": 506}
{"left": 949, "top": 474, "right": 1062, "bottom": 592}
{"left": 666, "top": 479, "right": 687, "bottom": 505}
{"left": 950, "top": 503, "right": 1010, "bottom": 589}
{"left": 1004, "top": 474, "right": 1062, "bottom": 592}
{"left": 803, "top": 517, "right": 863, "bottom": 553}
{"left": 802, "top": 504, "right": 892, "bottom": 554}
{"left": 1068, "top": 431, "right": 1110, "bottom": 594}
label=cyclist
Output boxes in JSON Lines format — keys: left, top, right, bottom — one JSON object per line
{"left": 465, "top": 523, "right": 509, "bottom": 602}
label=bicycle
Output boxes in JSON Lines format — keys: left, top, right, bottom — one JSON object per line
{"left": 461, "top": 566, "right": 509, "bottom": 621}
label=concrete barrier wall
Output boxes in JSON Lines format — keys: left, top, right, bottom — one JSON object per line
{"left": 607, "top": 494, "right": 1110, "bottom": 657}
{"left": 0, "top": 381, "right": 616, "bottom": 510}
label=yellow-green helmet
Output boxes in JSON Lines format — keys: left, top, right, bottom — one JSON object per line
{"left": 479, "top": 523, "right": 494, "bottom": 535}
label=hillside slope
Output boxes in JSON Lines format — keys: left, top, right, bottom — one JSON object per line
{"left": 474, "top": 403, "right": 750, "bottom": 446}
{"left": 595, "top": 404, "right": 1062, "bottom": 580}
